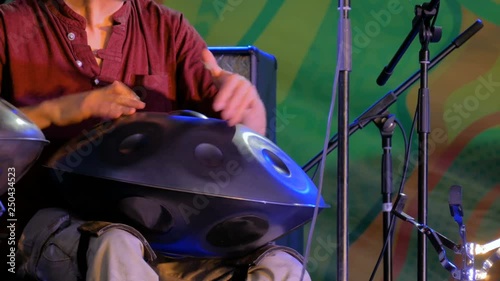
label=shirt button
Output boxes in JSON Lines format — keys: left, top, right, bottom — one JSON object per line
{"left": 76, "top": 60, "right": 83, "bottom": 67}
{"left": 94, "top": 78, "right": 100, "bottom": 85}
{"left": 67, "top": 32, "right": 76, "bottom": 41}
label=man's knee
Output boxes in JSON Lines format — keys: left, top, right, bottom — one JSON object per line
{"left": 89, "top": 228, "right": 144, "bottom": 254}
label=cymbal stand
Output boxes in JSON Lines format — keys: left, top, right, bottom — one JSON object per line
{"left": 393, "top": 189, "right": 500, "bottom": 280}
{"left": 473, "top": 238, "right": 500, "bottom": 280}
{"left": 449, "top": 185, "right": 474, "bottom": 279}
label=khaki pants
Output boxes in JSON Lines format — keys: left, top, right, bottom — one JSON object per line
{"left": 16, "top": 208, "right": 311, "bottom": 281}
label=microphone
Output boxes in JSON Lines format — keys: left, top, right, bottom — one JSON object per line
{"left": 449, "top": 185, "right": 463, "bottom": 226}
{"left": 376, "top": 67, "right": 392, "bottom": 86}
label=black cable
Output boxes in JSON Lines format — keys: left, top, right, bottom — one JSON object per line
{"left": 309, "top": 161, "right": 321, "bottom": 182}
{"left": 399, "top": 105, "right": 419, "bottom": 194}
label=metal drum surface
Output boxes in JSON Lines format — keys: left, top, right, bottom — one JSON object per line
{"left": 46, "top": 112, "right": 329, "bottom": 258}
{"left": 0, "top": 98, "right": 48, "bottom": 203}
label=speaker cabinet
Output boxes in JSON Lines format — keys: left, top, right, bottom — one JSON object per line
{"left": 209, "top": 46, "right": 304, "bottom": 254}
{"left": 209, "top": 46, "right": 277, "bottom": 142}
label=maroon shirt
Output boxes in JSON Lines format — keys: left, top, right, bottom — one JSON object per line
{"left": 0, "top": 0, "right": 219, "bottom": 144}
{"left": 0, "top": 0, "right": 220, "bottom": 240}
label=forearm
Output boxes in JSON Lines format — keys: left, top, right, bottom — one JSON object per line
{"left": 19, "top": 94, "right": 88, "bottom": 129}
{"left": 19, "top": 82, "right": 145, "bottom": 130}
{"left": 19, "top": 101, "right": 55, "bottom": 129}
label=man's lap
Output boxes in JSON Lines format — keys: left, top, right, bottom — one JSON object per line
{"left": 16, "top": 208, "right": 311, "bottom": 281}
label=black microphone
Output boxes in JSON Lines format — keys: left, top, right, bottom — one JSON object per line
{"left": 376, "top": 67, "right": 393, "bottom": 86}
{"left": 449, "top": 185, "right": 463, "bottom": 225}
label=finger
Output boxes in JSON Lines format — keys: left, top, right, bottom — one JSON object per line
{"left": 230, "top": 86, "right": 257, "bottom": 127}
{"left": 103, "top": 106, "right": 125, "bottom": 120}
{"left": 201, "top": 48, "right": 222, "bottom": 78}
{"left": 111, "top": 106, "right": 137, "bottom": 119}
{"left": 121, "top": 106, "right": 137, "bottom": 116}
{"left": 222, "top": 83, "right": 254, "bottom": 126}
{"left": 117, "top": 96, "right": 146, "bottom": 109}
{"left": 111, "top": 81, "right": 141, "bottom": 100}
{"left": 212, "top": 74, "right": 242, "bottom": 112}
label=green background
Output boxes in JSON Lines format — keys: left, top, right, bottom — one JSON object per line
{"left": 165, "top": 1, "right": 500, "bottom": 280}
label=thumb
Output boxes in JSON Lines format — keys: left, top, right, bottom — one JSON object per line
{"left": 201, "top": 48, "right": 223, "bottom": 78}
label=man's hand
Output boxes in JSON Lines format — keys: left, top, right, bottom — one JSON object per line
{"left": 201, "top": 49, "right": 266, "bottom": 136}
{"left": 80, "top": 81, "right": 146, "bottom": 121}
{"left": 22, "top": 81, "right": 145, "bottom": 129}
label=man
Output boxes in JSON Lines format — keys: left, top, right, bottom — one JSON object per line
{"left": 0, "top": 0, "right": 312, "bottom": 280}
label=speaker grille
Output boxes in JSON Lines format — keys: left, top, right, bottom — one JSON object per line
{"left": 214, "top": 55, "right": 251, "bottom": 81}
{"left": 209, "top": 46, "right": 277, "bottom": 142}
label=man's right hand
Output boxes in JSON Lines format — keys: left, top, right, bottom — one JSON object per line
{"left": 21, "top": 81, "right": 146, "bottom": 129}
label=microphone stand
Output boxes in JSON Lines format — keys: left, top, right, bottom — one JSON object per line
{"left": 410, "top": 3, "right": 442, "bottom": 280}
{"left": 302, "top": 19, "right": 482, "bottom": 172}
{"left": 337, "top": 0, "right": 352, "bottom": 280}
{"left": 375, "top": 1, "right": 444, "bottom": 279}
{"left": 374, "top": 114, "right": 397, "bottom": 281}
{"left": 302, "top": 18, "right": 483, "bottom": 279}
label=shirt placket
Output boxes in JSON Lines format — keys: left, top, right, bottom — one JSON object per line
{"left": 65, "top": 25, "right": 101, "bottom": 85}
{"left": 96, "top": 22, "right": 127, "bottom": 84}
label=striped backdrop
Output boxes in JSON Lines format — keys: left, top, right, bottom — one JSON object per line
{"left": 165, "top": 1, "right": 500, "bottom": 280}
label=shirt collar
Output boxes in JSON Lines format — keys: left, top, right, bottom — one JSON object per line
{"left": 44, "top": 0, "right": 132, "bottom": 28}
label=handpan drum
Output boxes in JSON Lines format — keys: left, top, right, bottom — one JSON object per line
{"left": 0, "top": 98, "right": 48, "bottom": 210}
{"left": 46, "top": 112, "right": 330, "bottom": 258}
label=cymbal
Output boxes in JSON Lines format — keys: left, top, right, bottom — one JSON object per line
{"left": 46, "top": 112, "right": 329, "bottom": 258}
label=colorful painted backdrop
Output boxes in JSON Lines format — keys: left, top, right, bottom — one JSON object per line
{"left": 165, "top": 1, "right": 500, "bottom": 280}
